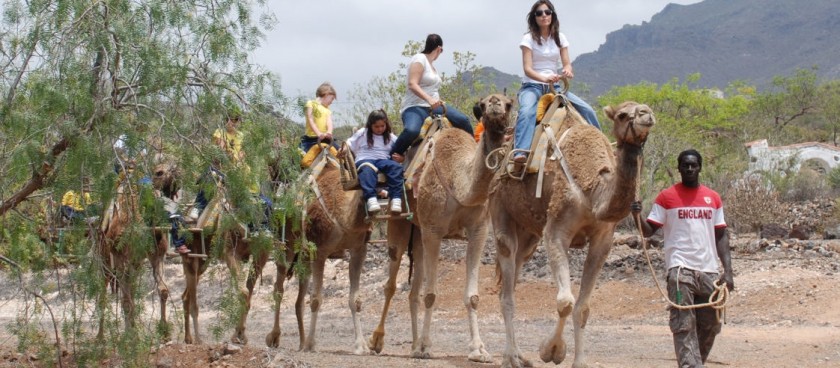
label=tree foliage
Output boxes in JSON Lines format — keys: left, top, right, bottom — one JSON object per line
{"left": 0, "top": 0, "right": 304, "bottom": 362}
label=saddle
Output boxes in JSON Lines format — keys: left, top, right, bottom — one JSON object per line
{"left": 403, "top": 112, "right": 452, "bottom": 191}
{"left": 338, "top": 142, "right": 388, "bottom": 191}
{"left": 501, "top": 91, "right": 589, "bottom": 198}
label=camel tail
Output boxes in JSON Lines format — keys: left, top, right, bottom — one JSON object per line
{"left": 407, "top": 224, "right": 415, "bottom": 285}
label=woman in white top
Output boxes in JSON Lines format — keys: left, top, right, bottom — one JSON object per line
{"left": 513, "top": 0, "right": 601, "bottom": 163}
{"left": 390, "top": 34, "right": 473, "bottom": 162}
{"left": 347, "top": 110, "right": 404, "bottom": 213}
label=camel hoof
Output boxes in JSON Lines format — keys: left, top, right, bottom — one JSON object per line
{"left": 368, "top": 332, "right": 385, "bottom": 354}
{"left": 501, "top": 353, "right": 533, "bottom": 368}
{"left": 539, "top": 338, "right": 567, "bottom": 364}
{"left": 184, "top": 336, "right": 193, "bottom": 344}
{"left": 303, "top": 341, "right": 315, "bottom": 352}
{"left": 410, "top": 346, "right": 432, "bottom": 359}
{"left": 468, "top": 348, "right": 493, "bottom": 363}
{"left": 572, "top": 362, "right": 591, "bottom": 368}
{"left": 265, "top": 331, "right": 281, "bottom": 348}
{"left": 231, "top": 333, "right": 248, "bottom": 345}
{"left": 353, "top": 342, "right": 371, "bottom": 356}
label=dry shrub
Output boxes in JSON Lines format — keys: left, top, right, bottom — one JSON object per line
{"left": 725, "top": 174, "right": 787, "bottom": 233}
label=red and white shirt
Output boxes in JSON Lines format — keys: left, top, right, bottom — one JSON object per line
{"left": 647, "top": 183, "right": 726, "bottom": 273}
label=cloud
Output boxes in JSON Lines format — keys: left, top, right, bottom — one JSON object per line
{"left": 254, "top": 0, "right": 700, "bottom": 124}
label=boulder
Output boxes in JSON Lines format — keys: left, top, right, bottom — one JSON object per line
{"left": 788, "top": 224, "right": 813, "bottom": 240}
{"left": 760, "top": 223, "right": 788, "bottom": 240}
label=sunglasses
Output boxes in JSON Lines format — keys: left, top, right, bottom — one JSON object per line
{"left": 535, "top": 9, "right": 553, "bottom": 17}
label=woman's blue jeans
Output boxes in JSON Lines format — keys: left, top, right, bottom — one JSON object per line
{"left": 513, "top": 83, "right": 601, "bottom": 154}
{"left": 391, "top": 104, "right": 473, "bottom": 156}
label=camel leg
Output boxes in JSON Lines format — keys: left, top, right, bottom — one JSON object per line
{"left": 494, "top": 210, "right": 535, "bottom": 368}
{"left": 266, "top": 250, "right": 289, "bottom": 348}
{"left": 369, "top": 220, "right": 409, "bottom": 354}
{"left": 408, "top": 227, "right": 424, "bottom": 347}
{"left": 183, "top": 257, "right": 202, "bottom": 344}
{"left": 150, "top": 247, "right": 170, "bottom": 340}
{"left": 348, "top": 245, "right": 371, "bottom": 355}
{"left": 539, "top": 220, "right": 575, "bottom": 365}
{"left": 303, "top": 257, "right": 325, "bottom": 352}
{"left": 464, "top": 220, "right": 491, "bottom": 363}
{"left": 295, "top": 269, "right": 310, "bottom": 350}
{"left": 413, "top": 229, "right": 442, "bottom": 359}
{"left": 223, "top": 241, "right": 252, "bottom": 345}
{"left": 570, "top": 227, "right": 613, "bottom": 368}
{"left": 118, "top": 264, "right": 138, "bottom": 333}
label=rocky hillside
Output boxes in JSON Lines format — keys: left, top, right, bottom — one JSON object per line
{"left": 574, "top": 0, "right": 840, "bottom": 96}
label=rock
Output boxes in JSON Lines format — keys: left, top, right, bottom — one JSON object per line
{"left": 223, "top": 343, "right": 241, "bottom": 356}
{"left": 156, "top": 357, "right": 174, "bottom": 368}
{"left": 824, "top": 224, "right": 840, "bottom": 239}
{"left": 789, "top": 224, "right": 812, "bottom": 240}
{"left": 760, "top": 223, "right": 788, "bottom": 240}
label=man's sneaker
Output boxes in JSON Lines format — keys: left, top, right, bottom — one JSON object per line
{"left": 390, "top": 198, "right": 402, "bottom": 213}
{"left": 366, "top": 197, "right": 381, "bottom": 213}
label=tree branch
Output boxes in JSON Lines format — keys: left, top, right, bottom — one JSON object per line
{"left": 0, "top": 137, "right": 69, "bottom": 216}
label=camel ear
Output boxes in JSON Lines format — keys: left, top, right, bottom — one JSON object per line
{"left": 603, "top": 105, "right": 616, "bottom": 121}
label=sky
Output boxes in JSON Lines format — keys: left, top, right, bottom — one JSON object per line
{"left": 254, "top": 0, "right": 702, "bottom": 125}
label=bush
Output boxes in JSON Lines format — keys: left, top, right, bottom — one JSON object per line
{"left": 725, "top": 174, "right": 787, "bottom": 233}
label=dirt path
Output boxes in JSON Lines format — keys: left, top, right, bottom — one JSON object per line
{"left": 2, "top": 235, "right": 840, "bottom": 367}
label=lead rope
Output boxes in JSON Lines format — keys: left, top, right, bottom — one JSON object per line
{"left": 632, "top": 154, "right": 729, "bottom": 323}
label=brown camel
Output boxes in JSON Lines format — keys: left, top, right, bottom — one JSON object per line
{"left": 489, "top": 101, "right": 655, "bottom": 368}
{"left": 299, "top": 153, "right": 402, "bottom": 355}
{"left": 96, "top": 167, "right": 170, "bottom": 339}
{"left": 368, "top": 94, "right": 513, "bottom": 361}
{"left": 151, "top": 162, "right": 303, "bottom": 347}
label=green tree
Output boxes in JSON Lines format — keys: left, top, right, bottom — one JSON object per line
{"left": 751, "top": 68, "right": 822, "bottom": 141}
{"left": 599, "top": 74, "right": 753, "bottom": 200}
{"left": 0, "top": 0, "right": 299, "bottom": 363}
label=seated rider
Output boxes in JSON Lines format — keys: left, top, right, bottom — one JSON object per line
{"left": 473, "top": 101, "right": 484, "bottom": 143}
{"left": 153, "top": 168, "right": 189, "bottom": 254}
{"left": 345, "top": 110, "right": 404, "bottom": 214}
{"left": 390, "top": 34, "right": 473, "bottom": 163}
{"left": 188, "top": 109, "right": 272, "bottom": 236}
{"left": 300, "top": 82, "right": 339, "bottom": 154}
{"left": 61, "top": 186, "right": 93, "bottom": 224}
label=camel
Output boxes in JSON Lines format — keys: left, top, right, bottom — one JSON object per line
{"left": 299, "top": 152, "right": 405, "bottom": 355}
{"left": 151, "top": 162, "right": 303, "bottom": 347}
{"left": 368, "top": 94, "right": 513, "bottom": 362}
{"left": 96, "top": 166, "right": 170, "bottom": 339}
{"left": 489, "top": 101, "right": 655, "bottom": 368}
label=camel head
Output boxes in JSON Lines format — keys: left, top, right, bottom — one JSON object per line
{"left": 604, "top": 101, "right": 655, "bottom": 147}
{"left": 480, "top": 93, "right": 514, "bottom": 137}
{"left": 152, "top": 161, "right": 180, "bottom": 194}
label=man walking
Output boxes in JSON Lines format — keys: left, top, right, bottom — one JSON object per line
{"left": 631, "top": 149, "right": 734, "bottom": 368}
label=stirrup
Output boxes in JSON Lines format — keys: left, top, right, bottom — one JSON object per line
{"left": 505, "top": 149, "right": 531, "bottom": 180}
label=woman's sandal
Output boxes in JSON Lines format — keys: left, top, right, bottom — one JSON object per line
{"left": 176, "top": 245, "right": 191, "bottom": 254}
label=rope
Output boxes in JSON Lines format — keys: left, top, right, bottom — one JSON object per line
{"left": 632, "top": 155, "right": 729, "bottom": 322}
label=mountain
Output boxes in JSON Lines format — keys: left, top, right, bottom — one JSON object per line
{"left": 462, "top": 66, "right": 521, "bottom": 95}
{"left": 574, "top": 0, "right": 840, "bottom": 96}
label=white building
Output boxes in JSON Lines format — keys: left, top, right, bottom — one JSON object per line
{"left": 745, "top": 139, "right": 840, "bottom": 175}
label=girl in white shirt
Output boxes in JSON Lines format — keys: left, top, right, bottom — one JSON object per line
{"left": 347, "top": 110, "right": 405, "bottom": 213}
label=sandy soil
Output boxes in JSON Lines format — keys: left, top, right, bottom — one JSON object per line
{"left": 2, "top": 233, "right": 840, "bottom": 367}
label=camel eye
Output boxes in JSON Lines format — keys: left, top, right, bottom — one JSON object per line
{"left": 155, "top": 170, "right": 165, "bottom": 177}
{"left": 617, "top": 112, "right": 629, "bottom": 120}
